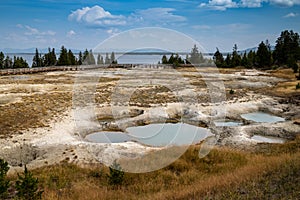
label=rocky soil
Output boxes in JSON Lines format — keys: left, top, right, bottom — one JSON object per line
{"left": 0, "top": 67, "right": 299, "bottom": 172}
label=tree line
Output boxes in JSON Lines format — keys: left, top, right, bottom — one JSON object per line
{"left": 0, "top": 52, "right": 29, "bottom": 69}
{"left": 161, "top": 44, "right": 213, "bottom": 66}
{"left": 161, "top": 29, "right": 299, "bottom": 73}
{"left": 0, "top": 46, "right": 118, "bottom": 69}
{"left": 32, "top": 46, "right": 117, "bottom": 67}
{"left": 213, "top": 30, "right": 300, "bottom": 72}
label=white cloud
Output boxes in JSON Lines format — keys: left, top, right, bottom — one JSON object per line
{"left": 240, "top": 0, "right": 266, "bottom": 7}
{"left": 131, "top": 8, "right": 186, "bottom": 24}
{"left": 283, "top": 12, "right": 298, "bottom": 17}
{"left": 106, "top": 28, "right": 120, "bottom": 36}
{"left": 16, "top": 24, "right": 23, "bottom": 28}
{"left": 68, "top": 5, "right": 126, "bottom": 27}
{"left": 199, "top": 0, "right": 238, "bottom": 11}
{"left": 270, "top": 0, "right": 300, "bottom": 6}
{"left": 21, "top": 25, "right": 56, "bottom": 36}
{"left": 67, "top": 30, "right": 76, "bottom": 37}
{"left": 69, "top": 6, "right": 186, "bottom": 28}
{"left": 199, "top": 0, "right": 300, "bottom": 10}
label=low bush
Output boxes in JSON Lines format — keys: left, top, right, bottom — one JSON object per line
{"left": 107, "top": 161, "right": 125, "bottom": 187}
{"left": 15, "top": 165, "right": 43, "bottom": 200}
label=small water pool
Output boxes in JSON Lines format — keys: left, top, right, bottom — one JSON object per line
{"left": 214, "top": 121, "right": 243, "bottom": 127}
{"left": 251, "top": 135, "right": 285, "bottom": 144}
{"left": 241, "top": 112, "right": 285, "bottom": 123}
{"left": 85, "top": 132, "right": 131, "bottom": 143}
{"left": 126, "top": 123, "right": 212, "bottom": 146}
{"left": 85, "top": 123, "right": 213, "bottom": 147}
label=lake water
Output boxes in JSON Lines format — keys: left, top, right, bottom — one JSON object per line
{"left": 85, "top": 123, "right": 213, "bottom": 147}
{"left": 241, "top": 112, "right": 285, "bottom": 123}
{"left": 251, "top": 135, "right": 285, "bottom": 144}
{"left": 7, "top": 53, "right": 213, "bottom": 67}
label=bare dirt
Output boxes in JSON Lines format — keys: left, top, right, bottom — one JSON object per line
{"left": 0, "top": 67, "right": 300, "bottom": 172}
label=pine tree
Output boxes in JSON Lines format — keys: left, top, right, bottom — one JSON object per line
{"left": 32, "top": 48, "right": 42, "bottom": 68}
{"left": 13, "top": 56, "right": 29, "bottom": 68}
{"left": 247, "top": 50, "right": 256, "bottom": 68}
{"left": 15, "top": 165, "right": 43, "bottom": 200}
{"left": 161, "top": 55, "right": 168, "bottom": 64}
{"left": 185, "top": 54, "right": 190, "bottom": 64}
{"left": 273, "top": 30, "right": 300, "bottom": 65}
{"left": 256, "top": 41, "right": 272, "bottom": 68}
{"left": 43, "top": 48, "right": 57, "bottom": 66}
{"left": 231, "top": 44, "right": 241, "bottom": 67}
{"left": 168, "top": 54, "right": 175, "bottom": 64}
{"left": 83, "top": 49, "right": 96, "bottom": 65}
{"left": 176, "top": 54, "right": 184, "bottom": 64}
{"left": 213, "top": 48, "right": 224, "bottom": 68}
{"left": 78, "top": 51, "right": 83, "bottom": 65}
{"left": 225, "top": 54, "right": 231, "bottom": 68}
{"left": 189, "top": 44, "right": 204, "bottom": 64}
{"left": 111, "top": 52, "right": 117, "bottom": 64}
{"left": 83, "top": 49, "right": 89, "bottom": 65}
{"left": 97, "top": 54, "right": 104, "bottom": 65}
{"left": 68, "top": 50, "right": 76, "bottom": 65}
{"left": 105, "top": 53, "right": 110, "bottom": 64}
{"left": 288, "top": 56, "right": 298, "bottom": 73}
{"left": 88, "top": 50, "right": 96, "bottom": 65}
{"left": 0, "top": 158, "right": 10, "bottom": 199}
{"left": 100, "top": 56, "right": 104, "bottom": 65}
{"left": 0, "top": 52, "right": 4, "bottom": 69}
{"left": 241, "top": 52, "right": 249, "bottom": 67}
{"left": 51, "top": 48, "right": 57, "bottom": 66}
{"left": 57, "top": 46, "right": 68, "bottom": 66}
{"left": 4, "top": 56, "right": 13, "bottom": 69}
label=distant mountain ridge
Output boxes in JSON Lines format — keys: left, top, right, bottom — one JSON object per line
{"left": 237, "top": 45, "right": 275, "bottom": 54}
{"left": 0, "top": 48, "right": 83, "bottom": 54}
{"left": 1, "top": 45, "right": 276, "bottom": 55}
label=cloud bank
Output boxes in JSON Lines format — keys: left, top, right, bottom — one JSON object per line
{"left": 199, "top": 0, "right": 300, "bottom": 11}
{"left": 69, "top": 6, "right": 186, "bottom": 28}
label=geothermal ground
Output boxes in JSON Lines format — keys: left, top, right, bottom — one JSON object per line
{"left": 0, "top": 67, "right": 300, "bottom": 173}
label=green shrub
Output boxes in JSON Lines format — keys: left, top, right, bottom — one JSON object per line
{"left": 290, "top": 61, "right": 298, "bottom": 73}
{"left": 229, "top": 89, "right": 235, "bottom": 95}
{"left": 293, "top": 64, "right": 299, "bottom": 73}
{"left": 296, "top": 83, "right": 300, "bottom": 90}
{"left": 0, "top": 158, "right": 10, "bottom": 199}
{"left": 107, "top": 160, "right": 124, "bottom": 186}
{"left": 15, "top": 165, "right": 43, "bottom": 200}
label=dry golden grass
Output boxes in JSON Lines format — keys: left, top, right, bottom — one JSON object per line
{"left": 268, "top": 68, "right": 297, "bottom": 80}
{"left": 129, "top": 85, "right": 178, "bottom": 107}
{"left": 9, "top": 136, "right": 298, "bottom": 200}
{"left": 271, "top": 80, "right": 300, "bottom": 95}
{"left": 0, "top": 73, "right": 75, "bottom": 137}
{"left": 0, "top": 92, "right": 72, "bottom": 137}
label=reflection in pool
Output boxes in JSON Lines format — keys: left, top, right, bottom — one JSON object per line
{"left": 241, "top": 112, "right": 285, "bottom": 123}
{"left": 126, "top": 123, "right": 212, "bottom": 146}
{"left": 85, "top": 123, "right": 213, "bottom": 147}
{"left": 251, "top": 135, "right": 285, "bottom": 144}
{"left": 214, "top": 121, "right": 243, "bottom": 127}
{"left": 85, "top": 132, "right": 131, "bottom": 143}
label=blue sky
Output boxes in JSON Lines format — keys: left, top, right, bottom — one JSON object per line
{"left": 0, "top": 0, "right": 299, "bottom": 52}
